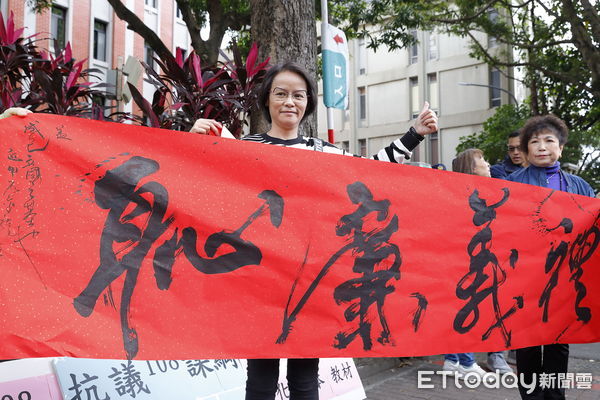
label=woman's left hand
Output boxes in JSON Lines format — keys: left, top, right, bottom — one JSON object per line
{"left": 414, "top": 102, "right": 438, "bottom": 136}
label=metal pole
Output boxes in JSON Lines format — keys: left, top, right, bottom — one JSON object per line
{"left": 321, "top": 1, "right": 335, "bottom": 143}
{"left": 457, "top": 81, "right": 518, "bottom": 105}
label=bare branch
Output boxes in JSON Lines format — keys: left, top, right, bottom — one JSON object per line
{"left": 430, "top": 0, "right": 497, "bottom": 24}
{"left": 107, "top": 0, "right": 174, "bottom": 64}
{"left": 175, "top": 0, "right": 207, "bottom": 60}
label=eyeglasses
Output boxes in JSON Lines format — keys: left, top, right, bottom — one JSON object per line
{"left": 271, "top": 88, "right": 308, "bottom": 103}
{"left": 507, "top": 146, "right": 520, "bottom": 152}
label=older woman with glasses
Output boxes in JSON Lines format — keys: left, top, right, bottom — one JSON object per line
{"left": 191, "top": 61, "right": 438, "bottom": 400}
{"left": 508, "top": 114, "right": 595, "bottom": 400}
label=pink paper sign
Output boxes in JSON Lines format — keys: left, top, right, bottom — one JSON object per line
{"left": 0, "top": 374, "right": 62, "bottom": 400}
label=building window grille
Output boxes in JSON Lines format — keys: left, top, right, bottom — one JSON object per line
{"left": 410, "top": 77, "right": 419, "bottom": 119}
{"left": 358, "top": 139, "right": 367, "bottom": 157}
{"left": 409, "top": 30, "right": 418, "bottom": 64}
{"left": 490, "top": 68, "right": 501, "bottom": 107}
{"left": 93, "top": 20, "right": 108, "bottom": 62}
{"left": 51, "top": 6, "right": 67, "bottom": 51}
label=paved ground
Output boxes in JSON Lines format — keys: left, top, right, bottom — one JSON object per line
{"left": 362, "top": 345, "right": 600, "bottom": 399}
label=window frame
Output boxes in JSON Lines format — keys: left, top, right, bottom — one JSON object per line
{"left": 409, "top": 30, "right": 418, "bottom": 65}
{"left": 93, "top": 19, "right": 108, "bottom": 62}
{"left": 489, "top": 68, "right": 501, "bottom": 107}
{"left": 51, "top": 5, "right": 67, "bottom": 52}
{"left": 409, "top": 76, "right": 419, "bottom": 119}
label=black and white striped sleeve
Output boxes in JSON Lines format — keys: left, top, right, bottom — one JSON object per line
{"left": 371, "top": 127, "right": 425, "bottom": 164}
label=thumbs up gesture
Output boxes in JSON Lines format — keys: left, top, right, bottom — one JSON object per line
{"left": 414, "top": 102, "right": 438, "bottom": 136}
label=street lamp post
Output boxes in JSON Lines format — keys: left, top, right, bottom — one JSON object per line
{"left": 457, "top": 81, "right": 518, "bottom": 105}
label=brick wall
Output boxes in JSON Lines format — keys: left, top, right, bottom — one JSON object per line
{"left": 70, "top": 0, "right": 91, "bottom": 68}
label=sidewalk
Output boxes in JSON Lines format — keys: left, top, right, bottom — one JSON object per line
{"left": 360, "top": 353, "right": 600, "bottom": 400}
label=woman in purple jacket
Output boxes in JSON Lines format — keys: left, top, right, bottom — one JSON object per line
{"left": 508, "top": 114, "right": 595, "bottom": 400}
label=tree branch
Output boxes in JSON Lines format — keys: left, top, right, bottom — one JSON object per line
{"left": 430, "top": 0, "right": 497, "bottom": 24}
{"left": 107, "top": 0, "right": 174, "bottom": 64}
{"left": 464, "top": 30, "right": 596, "bottom": 97}
{"left": 176, "top": 0, "right": 207, "bottom": 62}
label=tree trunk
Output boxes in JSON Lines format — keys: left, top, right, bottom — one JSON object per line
{"left": 177, "top": 0, "right": 228, "bottom": 66}
{"left": 249, "top": 0, "right": 318, "bottom": 137}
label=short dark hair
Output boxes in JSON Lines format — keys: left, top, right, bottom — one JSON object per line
{"left": 257, "top": 61, "right": 317, "bottom": 124}
{"left": 519, "top": 115, "right": 568, "bottom": 154}
{"left": 508, "top": 130, "right": 520, "bottom": 139}
{"left": 452, "top": 148, "right": 484, "bottom": 175}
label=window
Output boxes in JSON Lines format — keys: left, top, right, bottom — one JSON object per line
{"left": 409, "top": 30, "right": 418, "bottom": 64}
{"left": 490, "top": 68, "right": 501, "bottom": 107}
{"left": 358, "top": 87, "right": 366, "bottom": 121}
{"left": 428, "top": 32, "right": 438, "bottom": 60}
{"left": 488, "top": 9, "right": 499, "bottom": 48}
{"left": 93, "top": 20, "right": 107, "bottom": 62}
{"left": 51, "top": 6, "right": 67, "bottom": 51}
{"left": 357, "top": 38, "right": 367, "bottom": 75}
{"left": 410, "top": 77, "right": 419, "bottom": 119}
{"left": 427, "top": 73, "right": 439, "bottom": 113}
{"left": 429, "top": 132, "right": 439, "bottom": 165}
{"left": 145, "top": 0, "right": 158, "bottom": 8}
{"left": 144, "top": 42, "right": 156, "bottom": 70}
{"left": 358, "top": 139, "right": 367, "bottom": 157}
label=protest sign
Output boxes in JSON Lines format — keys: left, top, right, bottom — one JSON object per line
{"left": 1, "top": 114, "right": 598, "bottom": 360}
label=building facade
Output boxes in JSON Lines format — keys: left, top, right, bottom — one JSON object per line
{"left": 317, "top": 28, "right": 516, "bottom": 168}
{"left": 2, "top": 0, "right": 191, "bottom": 114}
{"left": 2, "top": 0, "right": 515, "bottom": 162}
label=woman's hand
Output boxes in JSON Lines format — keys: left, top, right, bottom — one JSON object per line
{"left": 414, "top": 102, "right": 438, "bottom": 136}
{"left": 190, "top": 118, "right": 223, "bottom": 135}
{"left": 0, "top": 107, "right": 32, "bottom": 120}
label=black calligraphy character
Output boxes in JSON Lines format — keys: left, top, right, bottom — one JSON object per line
{"left": 56, "top": 124, "right": 72, "bottom": 140}
{"left": 213, "top": 359, "right": 240, "bottom": 370}
{"left": 341, "top": 361, "right": 353, "bottom": 379}
{"left": 568, "top": 212, "right": 599, "bottom": 322}
{"left": 185, "top": 359, "right": 214, "bottom": 378}
{"left": 108, "top": 360, "right": 150, "bottom": 398}
{"left": 73, "top": 156, "right": 173, "bottom": 359}
{"left": 278, "top": 182, "right": 401, "bottom": 351}
{"left": 276, "top": 382, "right": 290, "bottom": 400}
{"left": 23, "top": 121, "right": 49, "bottom": 153}
{"left": 454, "top": 189, "right": 523, "bottom": 347}
{"left": 7, "top": 148, "right": 23, "bottom": 161}
{"left": 410, "top": 292, "right": 428, "bottom": 332}
{"left": 539, "top": 218, "right": 572, "bottom": 323}
{"left": 330, "top": 365, "right": 343, "bottom": 383}
{"left": 540, "top": 213, "right": 599, "bottom": 323}
{"left": 152, "top": 190, "right": 283, "bottom": 286}
{"left": 67, "top": 373, "right": 110, "bottom": 400}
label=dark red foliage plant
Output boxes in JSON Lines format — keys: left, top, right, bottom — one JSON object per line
{"left": 129, "top": 41, "right": 270, "bottom": 138}
{"left": 0, "top": 11, "right": 108, "bottom": 119}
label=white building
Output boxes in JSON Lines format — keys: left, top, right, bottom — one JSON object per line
{"left": 317, "top": 28, "right": 516, "bottom": 167}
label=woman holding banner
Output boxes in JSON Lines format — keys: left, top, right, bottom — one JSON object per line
{"left": 508, "top": 115, "right": 595, "bottom": 400}
{"left": 190, "top": 61, "right": 438, "bottom": 400}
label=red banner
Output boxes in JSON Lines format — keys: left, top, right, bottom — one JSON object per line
{"left": 1, "top": 114, "right": 599, "bottom": 360}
